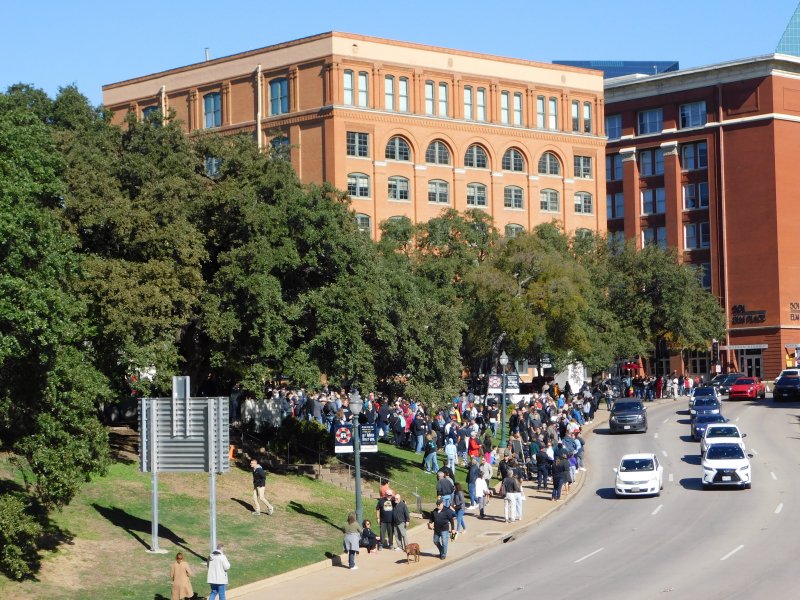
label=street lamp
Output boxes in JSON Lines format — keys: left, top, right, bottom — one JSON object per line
{"left": 349, "top": 391, "right": 364, "bottom": 524}
{"left": 499, "top": 351, "right": 509, "bottom": 451}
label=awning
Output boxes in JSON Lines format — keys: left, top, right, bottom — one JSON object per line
{"left": 720, "top": 344, "right": 768, "bottom": 350}
{"left": 785, "top": 343, "right": 800, "bottom": 349}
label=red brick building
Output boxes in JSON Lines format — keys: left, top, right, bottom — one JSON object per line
{"left": 605, "top": 54, "right": 800, "bottom": 380}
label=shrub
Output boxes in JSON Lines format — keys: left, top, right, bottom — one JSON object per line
{"left": 0, "top": 495, "right": 43, "bottom": 580}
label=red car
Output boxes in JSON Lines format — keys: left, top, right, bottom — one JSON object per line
{"left": 728, "top": 377, "right": 766, "bottom": 400}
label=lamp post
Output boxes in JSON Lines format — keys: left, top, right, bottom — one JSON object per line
{"left": 349, "top": 391, "right": 364, "bottom": 524}
{"left": 499, "top": 351, "right": 509, "bottom": 450}
{"left": 537, "top": 335, "right": 544, "bottom": 379}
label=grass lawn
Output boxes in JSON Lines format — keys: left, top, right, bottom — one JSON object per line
{"left": 0, "top": 430, "right": 447, "bottom": 599}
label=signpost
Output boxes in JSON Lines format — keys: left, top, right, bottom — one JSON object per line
{"left": 333, "top": 423, "right": 378, "bottom": 454}
{"left": 139, "top": 377, "right": 229, "bottom": 555}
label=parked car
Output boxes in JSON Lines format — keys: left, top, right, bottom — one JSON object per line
{"left": 690, "top": 396, "right": 722, "bottom": 419}
{"left": 692, "top": 414, "right": 729, "bottom": 441}
{"left": 716, "top": 373, "right": 745, "bottom": 396}
{"left": 609, "top": 399, "right": 648, "bottom": 433}
{"left": 614, "top": 453, "right": 663, "bottom": 497}
{"left": 729, "top": 377, "right": 766, "bottom": 400}
{"left": 702, "top": 443, "right": 751, "bottom": 489}
{"left": 701, "top": 423, "right": 746, "bottom": 454}
{"left": 773, "top": 371, "right": 800, "bottom": 402}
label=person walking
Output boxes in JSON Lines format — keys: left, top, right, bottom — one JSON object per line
{"left": 169, "top": 552, "right": 193, "bottom": 600}
{"left": 444, "top": 437, "right": 457, "bottom": 474}
{"left": 452, "top": 483, "right": 467, "bottom": 536}
{"left": 250, "top": 459, "right": 274, "bottom": 516}
{"left": 436, "top": 470, "right": 455, "bottom": 508}
{"left": 501, "top": 467, "right": 521, "bottom": 522}
{"left": 466, "top": 457, "right": 481, "bottom": 509}
{"left": 343, "top": 512, "right": 362, "bottom": 569}
{"left": 428, "top": 499, "right": 456, "bottom": 560}
{"left": 207, "top": 543, "right": 230, "bottom": 600}
{"left": 552, "top": 455, "right": 570, "bottom": 501}
{"left": 423, "top": 433, "right": 439, "bottom": 473}
{"left": 474, "top": 472, "right": 489, "bottom": 519}
{"left": 375, "top": 493, "right": 395, "bottom": 549}
{"left": 392, "top": 494, "right": 410, "bottom": 551}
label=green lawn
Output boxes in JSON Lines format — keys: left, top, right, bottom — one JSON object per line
{"left": 0, "top": 432, "right": 446, "bottom": 599}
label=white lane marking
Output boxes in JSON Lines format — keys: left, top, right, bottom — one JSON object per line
{"left": 654, "top": 432, "right": 659, "bottom": 439}
{"left": 751, "top": 448, "right": 758, "bottom": 455}
{"left": 775, "top": 503, "right": 784, "bottom": 514}
{"left": 736, "top": 416, "right": 740, "bottom": 422}
{"left": 669, "top": 473, "right": 674, "bottom": 483}
{"left": 651, "top": 504, "right": 663, "bottom": 515}
{"left": 574, "top": 548, "right": 604, "bottom": 563}
{"left": 720, "top": 545, "right": 744, "bottom": 561}
{"left": 771, "top": 472, "right": 777, "bottom": 481}
{"left": 661, "top": 450, "right": 668, "bottom": 457}
{"left": 663, "top": 418, "right": 669, "bottom": 424}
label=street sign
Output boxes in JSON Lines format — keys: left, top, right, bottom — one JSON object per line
{"left": 487, "top": 374, "right": 520, "bottom": 394}
{"left": 334, "top": 423, "right": 378, "bottom": 453}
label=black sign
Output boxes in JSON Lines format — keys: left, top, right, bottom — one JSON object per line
{"left": 731, "top": 304, "right": 766, "bottom": 325}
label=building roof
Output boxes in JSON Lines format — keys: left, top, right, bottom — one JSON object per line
{"left": 777, "top": 1, "right": 800, "bottom": 56}
{"left": 553, "top": 60, "right": 679, "bottom": 78}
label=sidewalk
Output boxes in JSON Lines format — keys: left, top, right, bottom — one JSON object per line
{"left": 228, "top": 400, "right": 663, "bottom": 600}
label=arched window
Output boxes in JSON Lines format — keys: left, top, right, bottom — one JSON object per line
{"left": 537, "top": 152, "right": 561, "bottom": 175}
{"left": 466, "top": 183, "right": 487, "bottom": 207}
{"left": 388, "top": 176, "right": 410, "bottom": 201}
{"left": 347, "top": 173, "right": 370, "bottom": 198}
{"left": 142, "top": 106, "right": 159, "bottom": 120}
{"left": 540, "top": 189, "right": 560, "bottom": 212}
{"left": 428, "top": 180, "right": 449, "bottom": 204}
{"left": 505, "top": 224, "right": 525, "bottom": 238}
{"left": 504, "top": 186, "right": 524, "bottom": 209}
{"left": 425, "top": 141, "right": 451, "bottom": 165}
{"left": 574, "top": 192, "right": 593, "bottom": 214}
{"left": 203, "top": 92, "right": 221, "bottom": 129}
{"left": 576, "top": 228, "right": 594, "bottom": 240}
{"left": 355, "top": 213, "right": 371, "bottom": 234}
{"left": 464, "top": 145, "right": 488, "bottom": 169}
{"left": 385, "top": 137, "right": 411, "bottom": 161}
{"left": 270, "top": 134, "right": 290, "bottom": 160}
{"left": 269, "top": 78, "right": 289, "bottom": 115}
{"left": 502, "top": 148, "right": 525, "bottom": 172}
{"left": 343, "top": 70, "right": 354, "bottom": 105}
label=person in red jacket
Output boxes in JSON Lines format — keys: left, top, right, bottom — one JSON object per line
{"left": 467, "top": 431, "right": 482, "bottom": 460}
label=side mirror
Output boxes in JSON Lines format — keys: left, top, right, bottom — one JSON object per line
{"left": 742, "top": 433, "right": 747, "bottom": 437}
{"left": 613, "top": 468, "right": 618, "bottom": 473}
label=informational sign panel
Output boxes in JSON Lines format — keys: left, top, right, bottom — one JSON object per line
{"left": 333, "top": 423, "right": 378, "bottom": 453}
{"left": 487, "top": 374, "right": 521, "bottom": 394}
{"left": 139, "top": 397, "right": 230, "bottom": 473}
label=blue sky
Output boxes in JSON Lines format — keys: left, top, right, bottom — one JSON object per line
{"left": 3, "top": 0, "right": 798, "bottom": 105}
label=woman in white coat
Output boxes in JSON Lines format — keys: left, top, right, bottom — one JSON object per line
{"left": 207, "top": 542, "right": 231, "bottom": 600}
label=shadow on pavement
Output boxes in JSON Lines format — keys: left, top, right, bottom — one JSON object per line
{"left": 676, "top": 418, "right": 692, "bottom": 425}
{"left": 324, "top": 551, "right": 343, "bottom": 567}
{"left": 91, "top": 503, "right": 205, "bottom": 560}
{"left": 681, "top": 454, "right": 701, "bottom": 466}
{"left": 287, "top": 500, "right": 344, "bottom": 532}
{"left": 679, "top": 477, "right": 704, "bottom": 491}
{"left": 595, "top": 487, "right": 617, "bottom": 500}
{"left": 679, "top": 435, "right": 696, "bottom": 443}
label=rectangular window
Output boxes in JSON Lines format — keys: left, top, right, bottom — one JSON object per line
{"left": 477, "top": 88, "right": 486, "bottom": 122}
{"left": 346, "top": 132, "right": 369, "bottom": 157}
{"left": 428, "top": 180, "right": 449, "bottom": 204}
{"left": 500, "top": 91, "right": 510, "bottom": 124}
{"left": 398, "top": 77, "right": 409, "bottom": 112}
{"left": 343, "top": 70, "right": 354, "bottom": 105}
{"left": 699, "top": 262, "right": 712, "bottom": 289}
{"left": 384, "top": 76, "right": 395, "bottom": 111}
{"left": 680, "top": 101, "right": 707, "bottom": 128}
{"left": 203, "top": 93, "right": 221, "bottom": 129}
{"left": 606, "top": 114, "right": 622, "bottom": 140}
{"left": 606, "top": 192, "right": 625, "bottom": 219}
{"left": 606, "top": 154, "right": 623, "bottom": 181}
{"left": 571, "top": 100, "right": 580, "bottom": 132}
{"left": 641, "top": 187, "right": 666, "bottom": 215}
{"left": 574, "top": 156, "right": 592, "bottom": 179}
{"left": 643, "top": 226, "right": 667, "bottom": 248}
{"left": 438, "top": 82, "right": 449, "bottom": 117}
{"left": 504, "top": 187, "right": 524, "bottom": 209}
{"left": 463, "top": 86, "right": 473, "bottom": 120}
{"left": 425, "top": 81, "right": 434, "bottom": 115}
{"left": 357, "top": 72, "right": 369, "bottom": 107}
{"left": 537, "top": 96, "right": 545, "bottom": 128}
{"left": 269, "top": 79, "right": 289, "bottom": 115}
{"left": 583, "top": 102, "right": 592, "bottom": 134}
{"left": 639, "top": 148, "right": 664, "bottom": 176}
{"left": 638, "top": 108, "right": 663, "bottom": 135}
{"left": 388, "top": 177, "right": 409, "bottom": 201}
{"left": 548, "top": 97, "right": 558, "bottom": 130}
{"left": 467, "top": 183, "right": 487, "bottom": 207}
{"left": 681, "top": 142, "right": 708, "bottom": 170}
{"left": 683, "top": 182, "right": 710, "bottom": 210}
{"left": 513, "top": 92, "right": 523, "bottom": 126}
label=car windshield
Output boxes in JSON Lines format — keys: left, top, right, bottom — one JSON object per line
{"left": 733, "top": 378, "right": 755, "bottom": 385}
{"left": 694, "top": 398, "right": 719, "bottom": 407}
{"left": 723, "top": 374, "right": 744, "bottom": 384}
{"left": 706, "top": 427, "right": 739, "bottom": 438}
{"left": 613, "top": 402, "right": 643, "bottom": 411}
{"left": 777, "top": 375, "right": 800, "bottom": 382}
{"left": 710, "top": 375, "right": 726, "bottom": 384}
{"left": 706, "top": 445, "right": 745, "bottom": 460}
{"left": 696, "top": 415, "right": 725, "bottom": 424}
{"left": 693, "top": 388, "right": 715, "bottom": 397}
{"left": 620, "top": 458, "right": 654, "bottom": 471}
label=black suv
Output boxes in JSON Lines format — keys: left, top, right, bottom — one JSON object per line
{"left": 774, "top": 371, "right": 800, "bottom": 402}
{"left": 609, "top": 399, "right": 647, "bottom": 433}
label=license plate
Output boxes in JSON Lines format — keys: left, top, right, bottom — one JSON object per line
{"left": 722, "top": 476, "right": 731, "bottom": 481}
{"left": 631, "top": 487, "right": 640, "bottom": 493}
{"left": 623, "top": 425, "right": 631, "bottom": 430}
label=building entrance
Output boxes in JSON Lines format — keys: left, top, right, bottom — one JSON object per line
{"left": 735, "top": 349, "right": 763, "bottom": 378}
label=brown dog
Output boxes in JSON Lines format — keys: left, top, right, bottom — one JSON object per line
{"left": 405, "top": 542, "right": 420, "bottom": 563}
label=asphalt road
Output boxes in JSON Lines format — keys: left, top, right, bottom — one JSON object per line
{"left": 372, "top": 395, "right": 800, "bottom": 600}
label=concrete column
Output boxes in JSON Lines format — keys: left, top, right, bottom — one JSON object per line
{"left": 222, "top": 81, "right": 231, "bottom": 125}
{"left": 661, "top": 141, "right": 683, "bottom": 258}
{"left": 189, "top": 89, "right": 198, "bottom": 131}
{"left": 620, "top": 147, "right": 641, "bottom": 247}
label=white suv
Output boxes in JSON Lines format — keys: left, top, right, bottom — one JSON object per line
{"left": 701, "top": 424, "right": 746, "bottom": 455}
{"left": 614, "top": 453, "right": 664, "bottom": 497}
{"left": 702, "top": 443, "right": 751, "bottom": 489}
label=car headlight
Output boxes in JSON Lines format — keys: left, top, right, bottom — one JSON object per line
{"left": 703, "top": 466, "right": 714, "bottom": 472}
{"left": 748, "top": 387, "right": 754, "bottom": 393}
{"left": 738, "top": 465, "right": 749, "bottom": 471}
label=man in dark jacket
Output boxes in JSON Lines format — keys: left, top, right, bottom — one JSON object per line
{"left": 466, "top": 458, "right": 481, "bottom": 509}
{"left": 250, "top": 459, "right": 274, "bottom": 516}
{"left": 428, "top": 499, "right": 456, "bottom": 560}
{"left": 412, "top": 413, "right": 428, "bottom": 453}
{"left": 536, "top": 447, "right": 551, "bottom": 490}
{"left": 392, "top": 493, "right": 410, "bottom": 551}
{"left": 436, "top": 470, "right": 455, "bottom": 508}
{"left": 375, "top": 494, "right": 395, "bottom": 549}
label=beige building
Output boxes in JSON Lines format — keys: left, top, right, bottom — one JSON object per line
{"left": 103, "top": 32, "right": 607, "bottom": 238}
